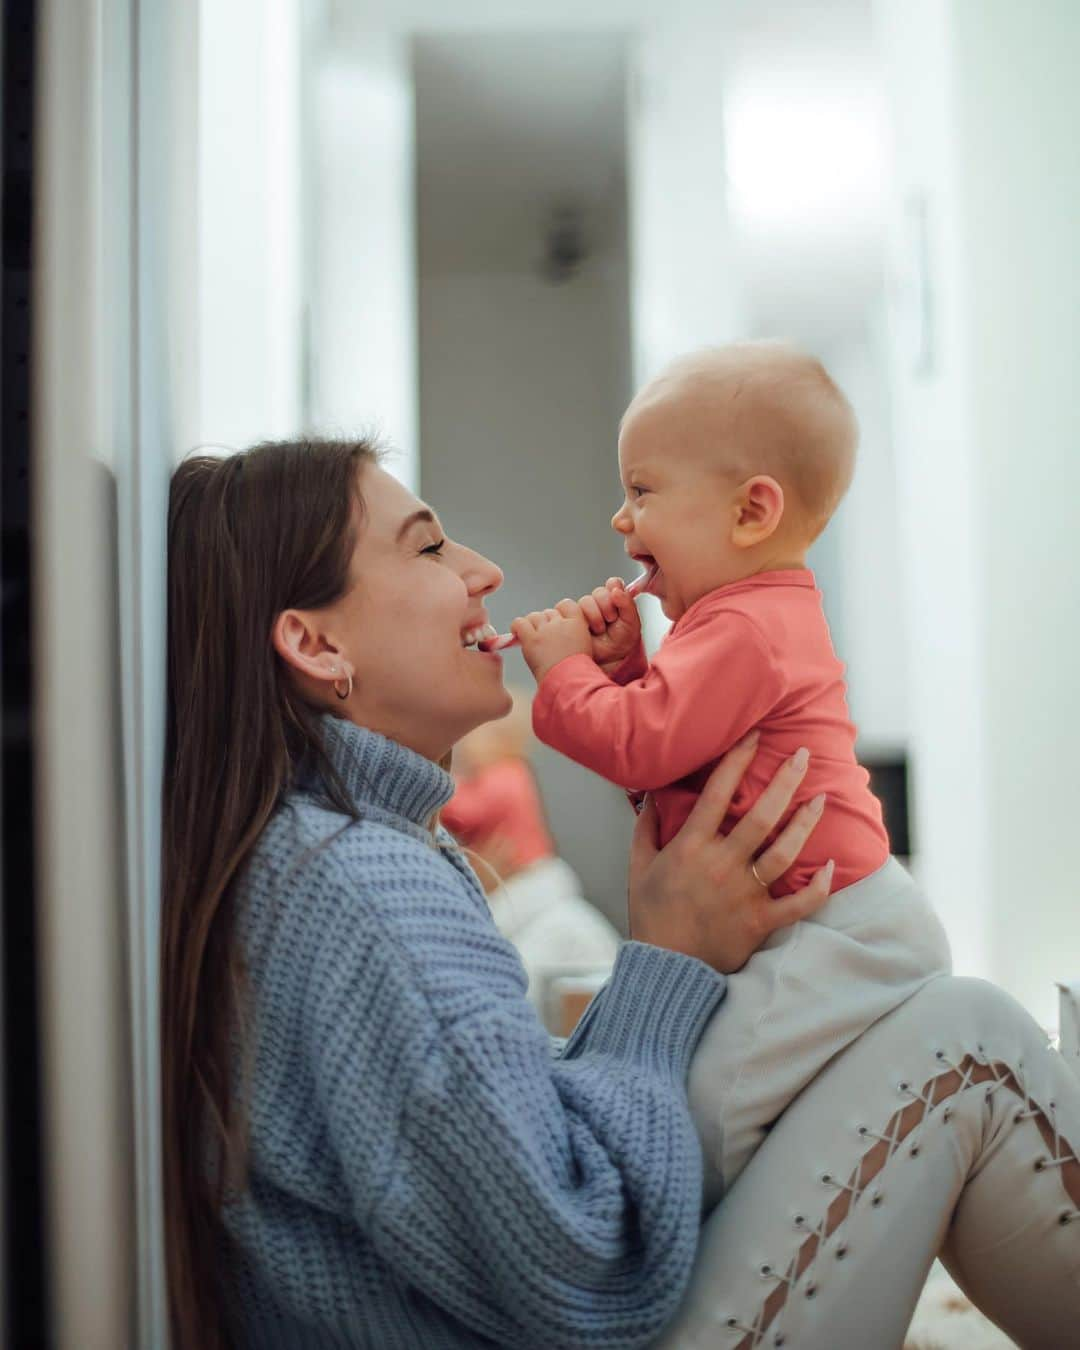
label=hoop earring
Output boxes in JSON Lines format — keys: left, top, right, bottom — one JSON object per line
{"left": 329, "top": 662, "right": 353, "bottom": 701}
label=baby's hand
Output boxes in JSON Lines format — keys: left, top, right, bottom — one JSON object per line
{"left": 578, "top": 578, "right": 643, "bottom": 674}
{"left": 511, "top": 599, "right": 591, "bottom": 685}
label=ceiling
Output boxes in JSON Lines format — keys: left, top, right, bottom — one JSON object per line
{"left": 329, "top": 0, "right": 719, "bottom": 34}
{"left": 414, "top": 32, "right": 628, "bottom": 275}
{"left": 328, "top": 0, "right": 885, "bottom": 346}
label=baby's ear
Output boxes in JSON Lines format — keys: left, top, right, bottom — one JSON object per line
{"left": 732, "top": 475, "right": 785, "bottom": 548}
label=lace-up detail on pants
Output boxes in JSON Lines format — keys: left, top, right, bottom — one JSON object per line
{"left": 722, "top": 1051, "right": 1080, "bottom": 1349}
{"left": 658, "top": 979, "right": 1080, "bottom": 1350}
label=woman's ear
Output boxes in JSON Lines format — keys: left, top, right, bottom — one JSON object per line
{"left": 731, "top": 475, "right": 785, "bottom": 549}
{"left": 272, "top": 610, "right": 353, "bottom": 690}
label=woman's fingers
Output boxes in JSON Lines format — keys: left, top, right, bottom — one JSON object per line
{"left": 758, "top": 861, "right": 835, "bottom": 933}
{"left": 726, "top": 746, "right": 810, "bottom": 857}
{"left": 751, "top": 792, "right": 826, "bottom": 886}
{"left": 627, "top": 793, "right": 660, "bottom": 900}
{"left": 678, "top": 731, "right": 761, "bottom": 845}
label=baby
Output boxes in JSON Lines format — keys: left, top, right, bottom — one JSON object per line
{"left": 511, "top": 342, "right": 951, "bottom": 1200}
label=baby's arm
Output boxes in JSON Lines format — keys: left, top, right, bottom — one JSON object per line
{"left": 530, "top": 610, "right": 786, "bottom": 791}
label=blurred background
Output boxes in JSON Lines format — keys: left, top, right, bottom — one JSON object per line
{"left": 3, "top": 0, "right": 1078, "bottom": 1344}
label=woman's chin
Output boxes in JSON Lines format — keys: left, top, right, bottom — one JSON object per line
{"left": 464, "top": 667, "right": 513, "bottom": 725}
{"left": 487, "top": 681, "right": 513, "bottom": 720}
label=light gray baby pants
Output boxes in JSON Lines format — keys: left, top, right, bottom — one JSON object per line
{"left": 689, "top": 856, "right": 952, "bottom": 1204}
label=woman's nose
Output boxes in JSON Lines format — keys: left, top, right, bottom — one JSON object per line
{"left": 462, "top": 547, "right": 504, "bottom": 596}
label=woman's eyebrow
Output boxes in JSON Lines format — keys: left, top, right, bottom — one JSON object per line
{"left": 395, "top": 508, "right": 439, "bottom": 543}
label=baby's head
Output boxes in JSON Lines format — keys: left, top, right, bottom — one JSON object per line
{"left": 613, "top": 342, "right": 857, "bottom": 619}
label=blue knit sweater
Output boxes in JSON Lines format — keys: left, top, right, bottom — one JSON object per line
{"left": 223, "top": 715, "right": 726, "bottom": 1348}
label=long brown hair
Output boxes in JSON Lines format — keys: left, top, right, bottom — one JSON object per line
{"left": 162, "top": 438, "right": 380, "bottom": 1348}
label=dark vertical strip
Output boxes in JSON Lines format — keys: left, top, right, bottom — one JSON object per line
{"left": 1, "top": 1, "right": 48, "bottom": 1345}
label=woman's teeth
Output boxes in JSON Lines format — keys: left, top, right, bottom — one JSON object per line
{"left": 462, "top": 624, "right": 498, "bottom": 649}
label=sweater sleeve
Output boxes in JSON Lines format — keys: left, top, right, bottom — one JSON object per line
{"left": 532, "top": 610, "right": 787, "bottom": 790}
{"left": 306, "top": 837, "right": 726, "bottom": 1349}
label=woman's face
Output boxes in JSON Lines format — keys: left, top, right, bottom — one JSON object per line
{"left": 324, "top": 465, "right": 511, "bottom": 761}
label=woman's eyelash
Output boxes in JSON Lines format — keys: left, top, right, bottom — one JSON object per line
{"left": 421, "top": 539, "right": 446, "bottom": 556}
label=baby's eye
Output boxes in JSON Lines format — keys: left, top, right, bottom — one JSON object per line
{"left": 421, "top": 538, "right": 446, "bottom": 556}
{"left": 630, "top": 485, "right": 648, "bottom": 498}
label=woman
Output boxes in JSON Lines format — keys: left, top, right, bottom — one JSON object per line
{"left": 163, "top": 438, "right": 1079, "bottom": 1349}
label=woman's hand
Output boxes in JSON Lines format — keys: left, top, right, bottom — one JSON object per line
{"left": 627, "top": 732, "right": 833, "bottom": 973}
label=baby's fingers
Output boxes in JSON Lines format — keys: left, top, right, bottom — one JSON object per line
{"left": 610, "top": 585, "right": 641, "bottom": 624}
{"left": 510, "top": 612, "right": 543, "bottom": 639}
{"left": 579, "top": 594, "right": 607, "bottom": 635}
{"left": 592, "top": 585, "right": 619, "bottom": 624}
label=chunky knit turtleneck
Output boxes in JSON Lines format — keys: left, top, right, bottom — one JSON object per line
{"left": 308, "top": 714, "right": 455, "bottom": 832}
{"left": 223, "top": 715, "right": 727, "bottom": 1348}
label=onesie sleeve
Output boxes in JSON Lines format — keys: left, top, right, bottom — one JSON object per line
{"left": 532, "top": 609, "right": 786, "bottom": 790}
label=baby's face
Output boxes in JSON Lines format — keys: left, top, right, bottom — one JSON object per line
{"left": 612, "top": 395, "right": 744, "bottom": 621}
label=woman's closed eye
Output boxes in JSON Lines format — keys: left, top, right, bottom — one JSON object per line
{"left": 421, "top": 538, "right": 446, "bottom": 557}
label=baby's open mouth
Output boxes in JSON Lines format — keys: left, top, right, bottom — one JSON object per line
{"left": 630, "top": 558, "right": 660, "bottom": 596}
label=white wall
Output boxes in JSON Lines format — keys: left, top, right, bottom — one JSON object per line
{"left": 952, "top": 0, "right": 1080, "bottom": 1022}
{"left": 196, "top": 0, "right": 304, "bottom": 451}
{"left": 310, "top": 32, "right": 419, "bottom": 488}
{"left": 420, "top": 267, "right": 635, "bottom": 926}
{"left": 875, "top": 0, "right": 1080, "bottom": 1021}
{"left": 822, "top": 323, "right": 909, "bottom": 756}
{"left": 627, "top": 20, "right": 742, "bottom": 385}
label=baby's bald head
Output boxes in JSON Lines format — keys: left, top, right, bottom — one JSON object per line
{"left": 624, "top": 342, "right": 857, "bottom": 542}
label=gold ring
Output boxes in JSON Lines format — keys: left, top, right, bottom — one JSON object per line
{"left": 750, "top": 860, "right": 769, "bottom": 889}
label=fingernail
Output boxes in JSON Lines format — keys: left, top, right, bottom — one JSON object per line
{"left": 743, "top": 729, "right": 761, "bottom": 749}
{"left": 823, "top": 860, "right": 835, "bottom": 883}
{"left": 792, "top": 746, "right": 810, "bottom": 771}
{"left": 810, "top": 792, "right": 826, "bottom": 814}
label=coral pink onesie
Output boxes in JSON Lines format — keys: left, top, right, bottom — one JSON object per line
{"left": 532, "top": 569, "right": 889, "bottom": 896}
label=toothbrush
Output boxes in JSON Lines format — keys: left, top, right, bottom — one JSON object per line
{"left": 477, "top": 569, "right": 653, "bottom": 653}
